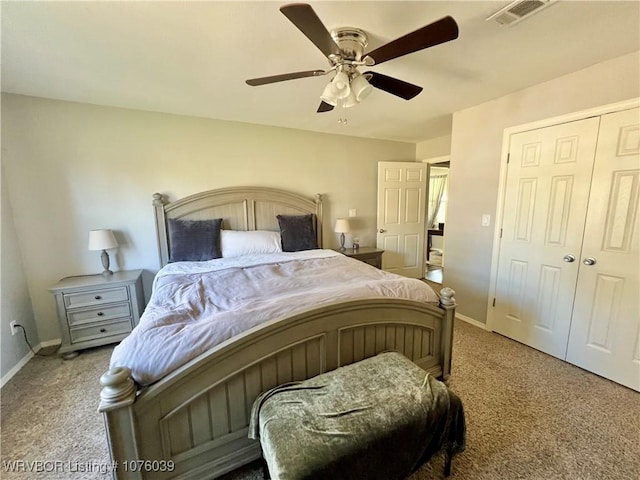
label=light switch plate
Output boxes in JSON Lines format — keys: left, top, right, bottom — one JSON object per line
{"left": 481, "top": 214, "right": 491, "bottom": 227}
{"left": 348, "top": 209, "right": 357, "bottom": 217}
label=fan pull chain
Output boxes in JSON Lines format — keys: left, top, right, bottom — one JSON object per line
{"left": 337, "top": 100, "right": 348, "bottom": 126}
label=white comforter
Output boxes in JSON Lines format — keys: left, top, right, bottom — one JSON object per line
{"left": 110, "top": 250, "right": 439, "bottom": 386}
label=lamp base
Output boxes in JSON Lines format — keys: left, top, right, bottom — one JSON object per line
{"left": 100, "top": 250, "right": 113, "bottom": 276}
{"left": 339, "top": 233, "right": 346, "bottom": 252}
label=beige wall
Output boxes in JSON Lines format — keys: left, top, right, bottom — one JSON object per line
{"left": 446, "top": 51, "right": 640, "bottom": 323}
{"left": 416, "top": 134, "right": 451, "bottom": 160}
{"left": 2, "top": 94, "right": 415, "bottom": 342}
{"left": 1, "top": 168, "right": 39, "bottom": 380}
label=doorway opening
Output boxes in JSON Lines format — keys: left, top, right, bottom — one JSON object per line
{"left": 425, "top": 161, "right": 449, "bottom": 284}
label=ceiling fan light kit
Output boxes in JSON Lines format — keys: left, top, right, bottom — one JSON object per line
{"left": 246, "top": 3, "right": 459, "bottom": 114}
{"left": 320, "top": 69, "right": 373, "bottom": 108}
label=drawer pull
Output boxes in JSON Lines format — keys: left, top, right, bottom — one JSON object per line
{"left": 95, "top": 295, "right": 102, "bottom": 300}
{"left": 97, "top": 312, "right": 104, "bottom": 317}
{"left": 100, "top": 328, "right": 107, "bottom": 333}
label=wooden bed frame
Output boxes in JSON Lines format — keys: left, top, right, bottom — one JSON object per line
{"left": 98, "top": 186, "right": 456, "bottom": 480}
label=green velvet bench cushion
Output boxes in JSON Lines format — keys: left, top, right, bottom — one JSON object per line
{"left": 249, "top": 352, "right": 465, "bottom": 480}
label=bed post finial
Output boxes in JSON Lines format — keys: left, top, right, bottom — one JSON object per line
{"left": 98, "top": 366, "right": 136, "bottom": 412}
{"left": 152, "top": 192, "right": 166, "bottom": 206}
{"left": 439, "top": 287, "right": 456, "bottom": 381}
{"left": 315, "top": 193, "right": 323, "bottom": 248}
{"left": 439, "top": 287, "right": 456, "bottom": 307}
{"left": 153, "top": 193, "right": 170, "bottom": 268}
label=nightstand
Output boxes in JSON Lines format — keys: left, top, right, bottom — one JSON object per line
{"left": 336, "top": 247, "right": 384, "bottom": 269}
{"left": 49, "top": 270, "right": 145, "bottom": 359}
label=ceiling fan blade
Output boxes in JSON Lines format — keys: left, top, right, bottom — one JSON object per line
{"left": 280, "top": 3, "right": 341, "bottom": 58}
{"left": 246, "top": 70, "right": 327, "bottom": 86}
{"left": 365, "top": 16, "right": 458, "bottom": 66}
{"left": 365, "top": 72, "right": 423, "bottom": 100}
{"left": 317, "top": 101, "right": 334, "bottom": 113}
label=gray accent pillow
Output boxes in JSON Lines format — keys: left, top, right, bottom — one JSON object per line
{"left": 277, "top": 214, "right": 318, "bottom": 252}
{"left": 168, "top": 218, "right": 223, "bottom": 262}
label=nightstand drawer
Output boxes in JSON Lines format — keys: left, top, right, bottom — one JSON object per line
{"left": 64, "top": 287, "right": 129, "bottom": 309}
{"left": 70, "top": 318, "right": 133, "bottom": 343}
{"left": 358, "top": 255, "right": 382, "bottom": 268}
{"left": 67, "top": 303, "right": 131, "bottom": 326}
{"left": 336, "top": 247, "right": 384, "bottom": 269}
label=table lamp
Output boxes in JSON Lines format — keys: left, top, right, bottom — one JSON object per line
{"left": 334, "top": 218, "right": 351, "bottom": 252}
{"left": 88, "top": 229, "right": 118, "bottom": 275}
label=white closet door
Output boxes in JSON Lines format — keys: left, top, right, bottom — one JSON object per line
{"left": 566, "top": 107, "right": 640, "bottom": 391}
{"left": 492, "top": 117, "right": 600, "bottom": 359}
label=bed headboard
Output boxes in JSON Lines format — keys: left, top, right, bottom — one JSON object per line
{"left": 152, "top": 186, "right": 324, "bottom": 267}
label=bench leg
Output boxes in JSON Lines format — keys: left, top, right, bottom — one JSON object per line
{"left": 443, "top": 446, "right": 453, "bottom": 477}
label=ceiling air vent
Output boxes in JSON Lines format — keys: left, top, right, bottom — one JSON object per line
{"left": 486, "top": 0, "right": 557, "bottom": 26}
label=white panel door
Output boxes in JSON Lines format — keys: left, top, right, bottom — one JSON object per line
{"left": 492, "top": 117, "right": 601, "bottom": 359}
{"left": 566, "top": 108, "right": 640, "bottom": 390}
{"left": 376, "top": 162, "right": 427, "bottom": 278}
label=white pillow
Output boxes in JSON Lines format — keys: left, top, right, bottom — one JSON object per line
{"left": 220, "top": 230, "right": 282, "bottom": 258}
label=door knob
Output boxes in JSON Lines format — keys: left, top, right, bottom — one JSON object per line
{"left": 563, "top": 254, "right": 576, "bottom": 263}
{"left": 378, "top": 229, "right": 386, "bottom": 233}
{"left": 583, "top": 257, "right": 597, "bottom": 265}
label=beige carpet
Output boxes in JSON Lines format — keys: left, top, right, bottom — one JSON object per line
{"left": 2, "top": 320, "right": 638, "bottom": 479}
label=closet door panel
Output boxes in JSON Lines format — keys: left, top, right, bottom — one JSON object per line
{"left": 567, "top": 107, "right": 640, "bottom": 391}
{"left": 492, "top": 117, "right": 600, "bottom": 359}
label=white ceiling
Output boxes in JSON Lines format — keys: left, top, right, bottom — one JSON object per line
{"left": 2, "top": 1, "right": 639, "bottom": 143}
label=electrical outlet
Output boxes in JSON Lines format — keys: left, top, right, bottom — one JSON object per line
{"left": 10, "top": 321, "right": 19, "bottom": 336}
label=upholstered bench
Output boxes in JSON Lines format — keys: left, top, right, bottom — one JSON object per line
{"left": 249, "top": 352, "right": 465, "bottom": 480}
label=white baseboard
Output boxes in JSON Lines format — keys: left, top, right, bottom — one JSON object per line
{"left": 1, "top": 350, "right": 34, "bottom": 388}
{"left": 456, "top": 313, "right": 488, "bottom": 330}
{"left": 0, "top": 338, "right": 61, "bottom": 388}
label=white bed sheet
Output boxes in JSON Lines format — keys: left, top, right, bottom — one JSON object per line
{"left": 110, "top": 249, "right": 440, "bottom": 386}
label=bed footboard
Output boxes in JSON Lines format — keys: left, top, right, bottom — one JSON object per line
{"left": 99, "top": 291, "right": 456, "bottom": 480}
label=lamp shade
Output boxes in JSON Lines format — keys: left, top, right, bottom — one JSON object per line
{"left": 320, "top": 82, "right": 339, "bottom": 106}
{"left": 342, "top": 89, "right": 358, "bottom": 108}
{"left": 332, "top": 70, "right": 351, "bottom": 100}
{"left": 334, "top": 218, "right": 351, "bottom": 233}
{"left": 88, "top": 229, "right": 118, "bottom": 251}
{"left": 351, "top": 74, "right": 373, "bottom": 102}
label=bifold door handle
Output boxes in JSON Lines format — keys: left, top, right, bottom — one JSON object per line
{"left": 583, "top": 257, "right": 597, "bottom": 266}
{"left": 378, "top": 229, "right": 386, "bottom": 233}
{"left": 563, "top": 254, "right": 576, "bottom": 263}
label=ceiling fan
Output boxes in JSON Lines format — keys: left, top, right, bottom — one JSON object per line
{"left": 246, "top": 3, "right": 459, "bottom": 113}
